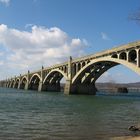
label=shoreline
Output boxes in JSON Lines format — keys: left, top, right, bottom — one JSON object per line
{"left": 111, "top": 136, "right": 140, "bottom": 140}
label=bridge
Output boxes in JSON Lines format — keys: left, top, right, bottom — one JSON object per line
{"left": 0, "top": 40, "right": 140, "bottom": 95}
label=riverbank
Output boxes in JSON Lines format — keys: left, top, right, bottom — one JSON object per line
{"left": 111, "top": 136, "right": 140, "bottom": 140}
{"left": 96, "top": 82, "right": 140, "bottom": 93}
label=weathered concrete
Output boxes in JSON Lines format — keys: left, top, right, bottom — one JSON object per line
{"left": 64, "top": 80, "right": 71, "bottom": 95}
{"left": 1, "top": 40, "right": 140, "bottom": 95}
{"left": 70, "top": 84, "right": 97, "bottom": 95}
{"left": 38, "top": 82, "right": 43, "bottom": 92}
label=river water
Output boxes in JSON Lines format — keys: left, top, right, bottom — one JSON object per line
{"left": 0, "top": 88, "right": 140, "bottom": 140}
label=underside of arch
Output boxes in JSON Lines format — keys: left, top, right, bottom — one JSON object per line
{"left": 72, "top": 57, "right": 140, "bottom": 84}
{"left": 29, "top": 74, "right": 41, "bottom": 90}
{"left": 42, "top": 69, "right": 68, "bottom": 92}
{"left": 14, "top": 78, "right": 20, "bottom": 89}
{"left": 20, "top": 76, "right": 28, "bottom": 89}
{"left": 69, "top": 57, "right": 140, "bottom": 95}
{"left": 43, "top": 69, "right": 68, "bottom": 84}
{"left": 10, "top": 80, "right": 15, "bottom": 88}
{"left": 7, "top": 81, "right": 11, "bottom": 88}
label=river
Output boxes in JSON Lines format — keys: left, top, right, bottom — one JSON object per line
{"left": 0, "top": 88, "right": 140, "bottom": 140}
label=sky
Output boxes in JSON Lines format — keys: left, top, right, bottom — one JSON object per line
{"left": 0, "top": 0, "right": 140, "bottom": 83}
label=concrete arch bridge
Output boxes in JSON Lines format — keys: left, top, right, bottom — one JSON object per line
{"left": 1, "top": 40, "right": 140, "bottom": 95}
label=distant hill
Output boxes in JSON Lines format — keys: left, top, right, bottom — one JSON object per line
{"left": 60, "top": 82, "right": 140, "bottom": 93}
{"left": 96, "top": 82, "right": 140, "bottom": 88}
{"left": 96, "top": 82, "right": 140, "bottom": 93}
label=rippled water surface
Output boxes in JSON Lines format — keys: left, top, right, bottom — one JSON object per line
{"left": 0, "top": 88, "right": 140, "bottom": 140}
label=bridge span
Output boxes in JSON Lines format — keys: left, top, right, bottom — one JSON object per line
{"left": 1, "top": 40, "right": 140, "bottom": 95}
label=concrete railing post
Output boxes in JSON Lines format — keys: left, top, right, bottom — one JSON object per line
{"left": 137, "top": 49, "right": 140, "bottom": 67}
{"left": 126, "top": 51, "right": 130, "bottom": 62}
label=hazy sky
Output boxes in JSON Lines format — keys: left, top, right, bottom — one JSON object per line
{"left": 0, "top": 0, "right": 140, "bottom": 83}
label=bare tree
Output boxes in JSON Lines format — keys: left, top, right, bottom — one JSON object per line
{"left": 129, "top": 9, "right": 140, "bottom": 22}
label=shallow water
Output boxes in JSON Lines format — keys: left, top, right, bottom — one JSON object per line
{"left": 0, "top": 88, "right": 140, "bottom": 140}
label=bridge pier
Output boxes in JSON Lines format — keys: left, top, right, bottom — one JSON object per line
{"left": 64, "top": 81, "right": 97, "bottom": 95}
{"left": 64, "top": 56, "right": 97, "bottom": 95}
{"left": 41, "top": 83, "right": 61, "bottom": 92}
{"left": 17, "top": 83, "right": 20, "bottom": 89}
{"left": 71, "top": 84, "right": 97, "bottom": 95}
{"left": 29, "top": 84, "right": 39, "bottom": 90}
{"left": 38, "top": 82, "right": 43, "bottom": 92}
{"left": 24, "top": 81, "right": 29, "bottom": 90}
{"left": 46, "top": 84, "right": 60, "bottom": 92}
{"left": 64, "top": 80, "right": 71, "bottom": 94}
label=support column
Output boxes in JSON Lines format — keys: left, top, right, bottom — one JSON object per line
{"left": 25, "top": 70, "right": 30, "bottom": 90}
{"left": 17, "top": 74, "right": 21, "bottom": 89}
{"left": 38, "top": 66, "right": 44, "bottom": 92}
{"left": 38, "top": 82, "right": 43, "bottom": 92}
{"left": 137, "top": 49, "right": 140, "bottom": 67}
{"left": 76, "top": 63, "right": 78, "bottom": 73}
{"left": 126, "top": 51, "right": 130, "bottom": 62}
{"left": 70, "top": 84, "right": 97, "bottom": 95}
{"left": 64, "top": 56, "right": 72, "bottom": 94}
{"left": 13, "top": 76, "right": 16, "bottom": 88}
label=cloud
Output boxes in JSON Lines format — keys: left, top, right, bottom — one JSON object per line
{"left": 0, "top": 0, "right": 10, "bottom": 6}
{"left": 0, "top": 52, "right": 4, "bottom": 56}
{"left": 101, "top": 32, "right": 110, "bottom": 40}
{"left": 25, "top": 24, "right": 35, "bottom": 29}
{"left": 0, "top": 24, "right": 88, "bottom": 79}
{"left": 0, "top": 61, "right": 4, "bottom": 65}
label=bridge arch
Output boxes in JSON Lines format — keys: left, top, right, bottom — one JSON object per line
{"left": 21, "top": 76, "right": 28, "bottom": 83}
{"left": 29, "top": 73, "right": 41, "bottom": 90}
{"left": 20, "top": 76, "right": 28, "bottom": 89}
{"left": 128, "top": 49, "right": 137, "bottom": 63}
{"left": 119, "top": 52, "right": 127, "bottom": 60}
{"left": 42, "top": 69, "right": 68, "bottom": 92}
{"left": 14, "top": 78, "right": 20, "bottom": 88}
{"left": 9, "top": 79, "right": 15, "bottom": 88}
{"left": 111, "top": 53, "right": 118, "bottom": 58}
{"left": 43, "top": 69, "right": 68, "bottom": 83}
{"left": 77, "top": 63, "right": 81, "bottom": 71}
{"left": 82, "top": 61, "right": 86, "bottom": 67}
{"left": 7, "top": 80, "right": 11, "bottom": 88}
{"left": 72, "top": 57, "right": 140, "bottom": 85}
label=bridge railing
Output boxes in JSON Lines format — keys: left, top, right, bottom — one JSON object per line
{"left": 4, "top": 40, "right": 140, "bottom": 81}
{"left": 72, "top": 40, "right": 140, "bottom": 63}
